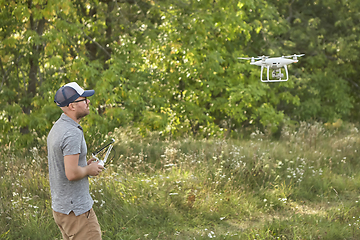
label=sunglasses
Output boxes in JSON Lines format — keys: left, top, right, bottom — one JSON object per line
{"left": 72, "top": 97, "right": 87, "bottom": 103}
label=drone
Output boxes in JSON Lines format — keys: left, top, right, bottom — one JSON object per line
{"left": 238, "top": 54, "right": 305, "bottom": 82}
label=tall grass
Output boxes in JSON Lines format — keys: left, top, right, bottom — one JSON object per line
{"left": 1, "top": 122, "right": 360, "bottom": 239}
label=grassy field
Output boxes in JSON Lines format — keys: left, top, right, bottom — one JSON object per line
{"left": 2, "top": 122, "right": 360, "bottom": 239}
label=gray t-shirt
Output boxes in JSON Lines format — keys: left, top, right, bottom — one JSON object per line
{"left": 47, "top": 113, "right": 93, "bottom": 216}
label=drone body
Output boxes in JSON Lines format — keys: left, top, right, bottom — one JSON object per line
{"left": 238, "top": 54, "right": 304, "bottom": 82}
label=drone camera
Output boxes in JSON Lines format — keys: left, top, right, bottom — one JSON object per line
{"left": 272, "top": 71, "right": 284, "bottom": 78}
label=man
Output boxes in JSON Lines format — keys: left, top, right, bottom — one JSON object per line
{"left": 47, "top": 82, "right": 104, "bottom": 240}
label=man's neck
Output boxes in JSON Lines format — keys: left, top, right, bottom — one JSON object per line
{"left": 64, "top": 112, "right": 81, "bottom": 124}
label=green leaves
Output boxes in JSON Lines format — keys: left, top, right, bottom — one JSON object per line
{"left": 1, "top": 0, "right": 358, "bottom": 148}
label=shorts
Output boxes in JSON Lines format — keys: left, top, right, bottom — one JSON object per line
{"left": 52, "top": 208, "right": 102, "bottom": 240}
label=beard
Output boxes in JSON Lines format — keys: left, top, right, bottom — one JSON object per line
{"left": 76, "top": 108, "right": 90, "bottom": 120}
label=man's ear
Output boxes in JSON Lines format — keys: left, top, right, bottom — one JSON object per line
{"left": 67, "top": 103, "right": 76, "bottom": 111}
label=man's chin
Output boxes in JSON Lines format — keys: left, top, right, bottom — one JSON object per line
{"left": 76, "top": 112, "right": 90, "bottom": 120}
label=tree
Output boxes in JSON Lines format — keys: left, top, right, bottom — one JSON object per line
{"left": 1, "top": 0, "right": 358, "bottom": 149}
{"left": 274, "top": 0, "right": 356, "bottom": 122}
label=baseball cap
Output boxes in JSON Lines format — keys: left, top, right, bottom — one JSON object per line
{"left": 54, "top": 82, "right": 95, "bottom": 107}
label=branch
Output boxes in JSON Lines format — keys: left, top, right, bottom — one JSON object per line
{"left": 82, "top": 32, "right": 112, "bottom": 58}
{"left": 344, "top": 78, "right": 360, "bottom": 91}
{"left": 52, "top": 13, "right": 113, "bottom": 59}
{"left": 19, "top": 68, "right": 27, "bottom": 92}
{"left": 286, "top": 0, "right": 295, "bottom": 23}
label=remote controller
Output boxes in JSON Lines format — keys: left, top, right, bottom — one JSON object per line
{"left": 92, "top": 138, "right": 115, "bottom": 168}
{"left": 97, "top": 160, "right": 104, "bottom": 166}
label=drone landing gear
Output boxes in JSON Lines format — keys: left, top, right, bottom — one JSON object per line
{"left": 260, "top": 65, "right": 289, "bottom": 82}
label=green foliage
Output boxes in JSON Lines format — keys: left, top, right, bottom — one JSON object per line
{"left": 0, "top": 0, "right": 359, "bottom": 148}
{"left": 2, "top": 124, "right": 360, "bottom": 239}
{"left": 275, "top": 0, "right": 358, "bottom": 122}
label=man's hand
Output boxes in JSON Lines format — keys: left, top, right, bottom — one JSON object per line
{"left": 64, "top": 154, "right": 104, "bottom": 181}
{"left": 87, "top": 161, "right": 104, "bottom": 177}
{"left": 87, "top": 157, "right": 97, "bottom": 165}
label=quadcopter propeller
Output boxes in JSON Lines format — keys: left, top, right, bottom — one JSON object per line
{"left": 238, "top": 57, "right": 262, "bottom": 60}
{"left": 284, "top": 54, "right": 305, "bottom": 60}
{"left": 257, "top": 55, "right": 269, "bottom": 62}
{"left": 238, "top": 57, "right": 261, "bottom": 63}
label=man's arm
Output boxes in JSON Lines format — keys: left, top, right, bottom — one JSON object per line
{"left": 64, "top": 154, "right": 104, "bottom": 181}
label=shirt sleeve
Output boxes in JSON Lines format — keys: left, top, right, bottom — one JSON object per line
{"left": 61, "top": 128, "right": 83, "bottom": 157}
